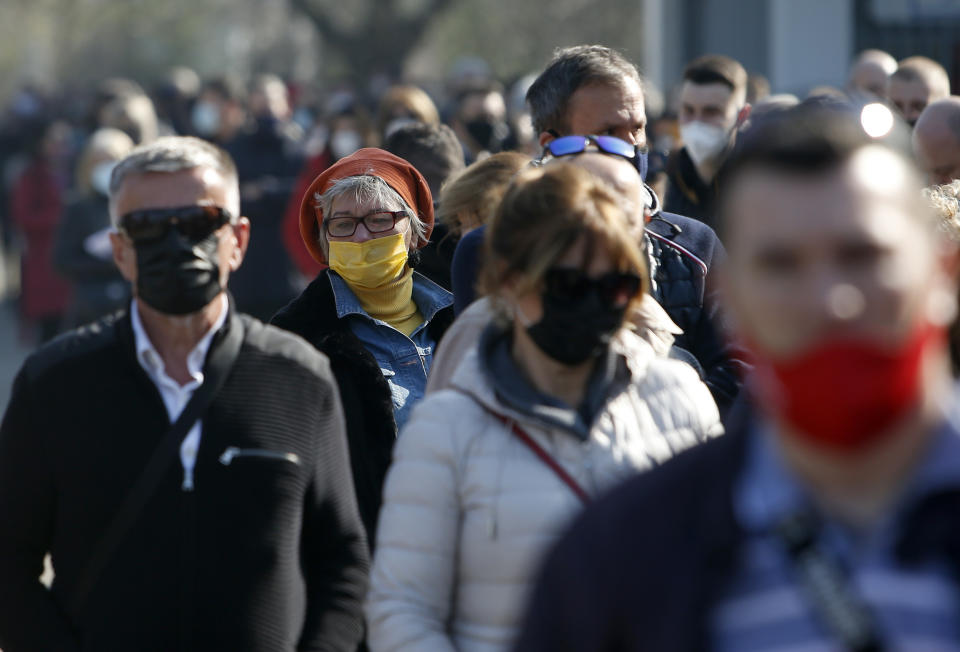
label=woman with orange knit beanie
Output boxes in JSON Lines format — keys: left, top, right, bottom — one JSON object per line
{"left": 271, "top": 148, "right": 454, "bottom": 542}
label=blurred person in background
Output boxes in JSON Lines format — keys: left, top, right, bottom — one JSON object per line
{"left": 526, "top": 44, "right": 743, "bottom": 414}
{"left": 227, "top": 73, "right": 305, "bottom": 322}
{"left": 383, "top": 121, "right": 467, "bottom": 290}
{"left": 449, "top": 82, "right": 511, "bottom": 163}
{"left": 99, "top": 92, "right": 159, "bottom": 145}
{"left": 152, "top": 66, "right": 201, "bottom": 137}
{"left": 746, "top": 73, "right": 770, "bottom": 105}
{"left": 913, "top": 96, "right": 960, "bottom": 185}
{"left": 272, "top": 148, "right": 454, "bottom": 541}
{"left": 846, "top": 48, "right": 898, "bottom": 101}
{"left": 190, "top": 75, "right": 248, "bottom": 149}
{"left": 375, "top": 84, "right": 440, "bottom": 142}
{"left": 888, "top": 55, "right": 951, "bottom": 127}
{"left": 9, "top": 119, "right": 73, "bottom": 343}
{"left": 438, "top": 150, "right": 530, "bottom": 311}
{"left": 515, "top": 103, "right": 960, "bottom": 651}
{"left": 54, "top": 128, "right": 134, "bottom": 328}
{"left": 283, "top": 93, "right": 375, "bottom": 283}
{"left": 665, "top": 54, "right": 751, "bottom": 229}
{"left": 366, "top": 163, "right": 721, "bottom": 652}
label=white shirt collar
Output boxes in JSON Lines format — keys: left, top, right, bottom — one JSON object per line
{"left": 131, "top": 294, "right": 229, "bottom": 386}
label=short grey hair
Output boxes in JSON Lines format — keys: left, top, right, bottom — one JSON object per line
{"left": 109, "top": 136, "right": 240, "bottom": 226}
{"left": 314, "top": 174, "right": 427, "bottom": 258}
{"left": 526, "top": 45, "right": 644, "bottom": 136}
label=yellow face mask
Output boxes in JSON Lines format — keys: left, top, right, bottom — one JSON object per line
{"left": 328, "top": 232, "right": 409, "bottom": 290}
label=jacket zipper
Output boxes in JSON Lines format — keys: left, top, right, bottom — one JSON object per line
{"left": 218, "top": 446, "right": 301, "bottom": 466}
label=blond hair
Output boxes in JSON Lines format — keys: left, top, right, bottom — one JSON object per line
{"left": 481, "top": 163, "right": 647, "bottom": 311}
{"left": 437, "top": 151, "right": 529, "bottom": 236}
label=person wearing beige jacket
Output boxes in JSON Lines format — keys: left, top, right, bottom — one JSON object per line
{"left": 366, "top": 164, "right": 721, "bottom": 651}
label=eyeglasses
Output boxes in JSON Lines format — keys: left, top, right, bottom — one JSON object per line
{"left": 541, "top": 135, "right": 642, "bottom": 165}
{"left": 323, "top": 210, "right": 408, "bottom": 238}
{"left": 544, "top": 267, "right": 643, "bottom": 307}
{"left": 119, "top": 205, "right": 232, "bottom": 242}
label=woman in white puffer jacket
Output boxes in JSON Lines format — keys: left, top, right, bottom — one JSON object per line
{"left": 366, "top": 163, "right": 722, "bottom": 652}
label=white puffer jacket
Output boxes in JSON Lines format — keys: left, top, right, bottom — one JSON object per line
{"left": 366, "top": 329, "right": 722, "bottom": 652}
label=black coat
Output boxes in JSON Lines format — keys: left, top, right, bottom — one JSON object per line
{"left": 271, "top": 269, "right": 455, "bottom": 541}
{"left": 0, "top": 306, "right": 369, "bottom": 652}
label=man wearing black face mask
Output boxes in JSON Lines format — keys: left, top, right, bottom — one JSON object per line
{"left": 0, "top": 136, "right": 369, "bottom": 652}
{"left": 451, "top": 84, "right": 511, "bottom": 163}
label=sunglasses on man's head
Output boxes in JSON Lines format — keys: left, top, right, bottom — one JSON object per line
{"left": 119, "top": 205, "right": 232, "bottom": 243}
{"left": 544, "top": 267, "right": 642, "bottom": 307}
{"left": 541, "top": 135, "right": 641, "bottom": 165}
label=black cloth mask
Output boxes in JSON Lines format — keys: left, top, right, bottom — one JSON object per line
{"left": 525, "top": 288, "right": 627, "bottom": 365}
{"left": 465, "top": 118, "right": 507, "bottom": 153}
{"left": 134, "top": 228, "right": 223, "bottom": 315}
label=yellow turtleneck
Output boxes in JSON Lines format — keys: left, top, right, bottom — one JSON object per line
{"left": 351, "top": 267, "right": 424, "bottom": 336}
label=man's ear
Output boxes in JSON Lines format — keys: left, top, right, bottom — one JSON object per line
{"left": 736, "top": 104, "right": 752, "bottom": 128}
{"left": 538, "top": 131, "right": 556, "bottom": 147}
{"left": 109, "top": 231, "right": 136, "bottom": 283}
{"left": 229, "top": 217, "right": 251, "bottom": 271}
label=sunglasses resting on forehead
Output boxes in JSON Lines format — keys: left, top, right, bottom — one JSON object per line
{"left": 119, "top": 205, "right": 233, "bottom": 242}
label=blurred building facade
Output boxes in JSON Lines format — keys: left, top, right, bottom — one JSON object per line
{"left": 644, "top": 0, "right": 960, "bottom": 97}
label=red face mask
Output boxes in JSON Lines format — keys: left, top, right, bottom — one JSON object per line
{"left": 746, "top": 324, "right": 944, "bottom": 452}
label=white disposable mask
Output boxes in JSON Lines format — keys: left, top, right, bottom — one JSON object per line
{"left": 90, "top": 161, "right": 116, "bottom": 197}
{"left": 330, "top": 130, "right": 363, "bottom": 160}
{"left": 680, "top": 121, "right": 730, "bottom": 166}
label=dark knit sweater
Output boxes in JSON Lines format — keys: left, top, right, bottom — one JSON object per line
{"left": 271, "top": 269, "right": 454, "bottom": 542}
{"left": 0, "top": 306, "right": 369, "bottom": 652}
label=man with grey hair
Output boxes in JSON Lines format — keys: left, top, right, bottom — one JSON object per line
{"left": 524, "top": 45, "right": 744, "bottom": 413}
{"left": 0, "top": 135, "right": 369, "bottom": 651}
{"left": 272, "top": 148, "right": 454, "bottom": 542}
{"left": 913, "top": 96, "right": 960, "bottom": 185}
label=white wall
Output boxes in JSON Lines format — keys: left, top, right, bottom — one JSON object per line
{"left": 769, "top": 0, "right": 854, "bottom": 95}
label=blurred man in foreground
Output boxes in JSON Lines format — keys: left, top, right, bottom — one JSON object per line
{"left": 0, "top": 136, "right": 368, "bottom": 651}
{"left": 515, "top": 104, "right": 960, "bottom": 650}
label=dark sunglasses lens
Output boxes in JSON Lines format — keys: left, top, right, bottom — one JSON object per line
{"left": 548, "top": 136, "right": 588, "bottom": 157}
{"left": 593, "top": 136, "right": 636, "bottom": 159}
{"left": 122, "top": 206, "right": 228, "bottom": 242}
{"left": 545, "top": 268, "right": 590, "bottom": 299}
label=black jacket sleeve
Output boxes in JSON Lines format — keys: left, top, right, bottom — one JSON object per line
{"left": 298, "top": 372, "right": 370, "bottom": 651}
{"left": 0, "top": 369, "right": 81, "bottom": 652}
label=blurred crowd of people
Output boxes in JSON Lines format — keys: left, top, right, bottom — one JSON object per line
{"left": 2, "top": 40, "right": 960, "bottom": 652}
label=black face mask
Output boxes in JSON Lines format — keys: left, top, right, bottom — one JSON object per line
{"left": 465, "top": 117, "right": 507, "bottom": 153}
{"left": 525, "top": 288, "right": 627, "bottom": 365}
{"left": 134, "top": 228, "right": 223, "bottom": 315}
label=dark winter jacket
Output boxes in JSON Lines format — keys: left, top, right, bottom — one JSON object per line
{"left": 0, "top": 305, "right": 369, "bottom": 652}
{"left": 646, "top": 211, "right": 744, "bottom": 413}
{"left": 513, "top": 397, "right": 960, "bottom": 651}
{"left": 271, "top": 269, "right": 455, "bottom": 541}
{"left": 663, "top": 146, "right": 718, "bottom": 229}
